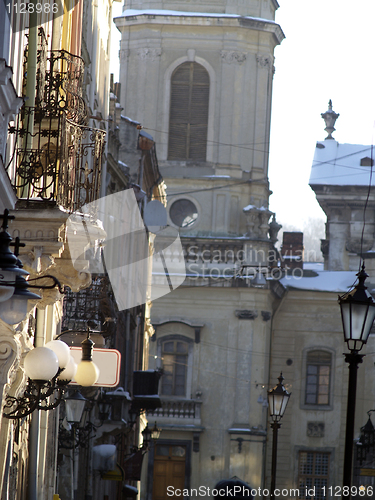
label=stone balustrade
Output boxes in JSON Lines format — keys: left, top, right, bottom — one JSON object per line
{"left": 147, "top": 398, "right": 202, "bottom": 424}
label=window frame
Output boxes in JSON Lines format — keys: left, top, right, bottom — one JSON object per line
{"left": 156, "top": 334, "right": 194, "bottom": 399}
{"left": 161, "top": 55, "right": 216, "bottom": 163}
{"left": 168, "top": 61, "right": 210, "bottom": 162}
{"left": 296, "top": 449, "right": 332, "bottom": 500}
{"left": 301, "top": 348, "right": 334, "bottom": 411}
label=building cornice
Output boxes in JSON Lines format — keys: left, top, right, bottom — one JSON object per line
{"left": 114, "top": 10, "right": 285, "bottom": 45}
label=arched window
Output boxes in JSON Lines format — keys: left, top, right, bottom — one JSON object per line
{"left": 305, "top": 350, "right": 332, "bottom": 405}
{"left": 161, "top": 339, "right": 189, "bottom": 396}
{"left": 168, "top": 62, "right": 209, "bottom": 161}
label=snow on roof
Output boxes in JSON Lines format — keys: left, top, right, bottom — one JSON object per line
{"left": 280, "top": 271, "right": 357, "bottom": 293}
{"left": 243, "top": 204, "right": 269, "bottom": 212}
{"left": 202, "top": 175, "right": 232, "bottom": 178}
{"left": 121, "top": 9, "right": 277, "bottom": 25}
{"left": 303, "top": 262, "right": 324, "bottom": 272}
{"left": 309, "top": 140, "right": 375, "bottom": 187}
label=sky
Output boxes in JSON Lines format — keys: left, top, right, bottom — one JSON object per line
{"left": 110, "top": 0, "right": 375, "bottom": 230}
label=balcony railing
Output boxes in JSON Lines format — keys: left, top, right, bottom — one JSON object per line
{"left": 43, "top": 50, "right": 88, "bottom": 125}
{"left": 147, "top": 398, "right": 202, "bottom": 423}
{"left": 6, "top": 29, "right": 105, "bottom": 212}
{"left": 7, "top": 110, "right": 105, "bottom": 212}
{"left": 62, "top": 275, "right": 117, "bottom": 336}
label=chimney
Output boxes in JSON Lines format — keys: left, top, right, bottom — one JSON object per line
{"left": 281, "top": 232, "right": 304, "bottom": 270}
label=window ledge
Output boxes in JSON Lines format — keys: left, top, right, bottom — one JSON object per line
{"left": 301, "top": 403, "right": 333, "bottom": 411}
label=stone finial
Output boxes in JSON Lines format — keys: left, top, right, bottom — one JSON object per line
{"left": 268, "top": 214, "right": 282, "bottom": 244}
{"left": 321, "top": 100, "right": 339, "bottom": 140}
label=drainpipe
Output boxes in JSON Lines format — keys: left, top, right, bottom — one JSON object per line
{"left": 51, "top": 0, "right": 64, "bottom": 51}
{"left": 21, "top": 5, "right": 37, "bottom": 197}
{"left": 263, "top": 290, "right": 288, "bottom": 491}
{"left": 28, "top": 406, "right": 40, "bottom": 500}
{"left": 28, "top": 306, "right": 46, "bottom": 500}
{"left": 24, "top": 5, "right": 37, "bottom": 137}
{"left": 124, "top": 311, "right": 130, "bottom": 392}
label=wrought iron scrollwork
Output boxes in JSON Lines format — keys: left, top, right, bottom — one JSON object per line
{"left": 7, "top": 110, "right": 105, "bottom": 211}
{"left": 6, "top": 29, "right": 106, "bottom": 213}
{"left": 58, "top": 421, "right": 97, "bottom": 450}
{"left": 3, "top": 372, "right": 66, "bottom": 419}
{"left": 62, "top": 275, "right": 116, "bottom": 336}
{"left": 45, "top": 50, "right": 88, "bottom": 125}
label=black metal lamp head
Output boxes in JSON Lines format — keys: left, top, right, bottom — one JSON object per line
{"left": 338, "top": 264, "right": 375, "bottom": 352}
{"left": 0, "top": 210, "right": 29, "bottom": 304}
{"left": 141, "top": 422, "right": 161, "bottom": 449}
{"left": 268, "top": 373, "right": 291, "bottom": 423}
{"left": 65, "top": 390, "right": 87, "bottom": 424}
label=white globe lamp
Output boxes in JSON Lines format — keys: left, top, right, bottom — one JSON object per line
{"left": 24, "top": 347, "right": 59, "bottom": 382}
{"left": 45, "top": 340, "right": 71, "bottom": 369}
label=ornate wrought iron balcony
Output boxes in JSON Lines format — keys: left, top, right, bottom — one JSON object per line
{"left": 43, "top": 49, "right": 88, "bottom": 125}
{"left": 7, "top": 110, "right": 105, "bottom": 211}
{"left": 62, "top": 275, "right": 116, "bottom": 336}
{"left": 6, "top": 28, "right": 105, "bottom": 212}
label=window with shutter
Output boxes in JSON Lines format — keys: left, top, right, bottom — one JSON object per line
{"left": 168, "top": 62, "right": 209, "bottom": 161}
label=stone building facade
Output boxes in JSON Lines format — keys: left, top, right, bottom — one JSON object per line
{"left": 114, "top": 1, "right": 285, "bottom": 497}
{"left": 266, "top": 103, "right": 375, "bottom": 496}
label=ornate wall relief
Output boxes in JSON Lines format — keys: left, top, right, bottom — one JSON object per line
{"left": 221, "top": 51, "right": 247, "bottom": 65}
{"left": 135, "top": 48, "right": 162, "bottom": 61}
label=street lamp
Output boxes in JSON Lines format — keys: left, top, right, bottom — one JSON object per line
{"left": 338, "top": 264, "right": 375, "bottom": 497}
{"left": 0, "top": 209, "right": 63, "bottom": 325}
{"left": 65, "top": 391, "right": 87, "bottom": 425}
{"left": 142, "top": 422, "right": 161, "bottom": 450}
{"left": 268, "top": 373, "right": 291, "bottom": 500}
{"left": 74, "top": 331, "right": 100, "bottom": 387}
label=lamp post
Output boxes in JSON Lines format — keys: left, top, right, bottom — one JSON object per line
{"left": 338, "top": 265, "right": 375, "bottom": 498}
{"left": 268, "top": 373, "right": 291, "bottom": 500}
{"left": 142, "top": 422, "right": 161, "bottom": 450}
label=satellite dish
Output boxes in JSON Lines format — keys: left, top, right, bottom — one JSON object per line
{"left": 143, "top": 200, "right": 167, "bottom": 233}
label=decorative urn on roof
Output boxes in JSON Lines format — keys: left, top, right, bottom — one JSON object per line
{"left": 321, "top": 99, "right": 339, "bottom": 140}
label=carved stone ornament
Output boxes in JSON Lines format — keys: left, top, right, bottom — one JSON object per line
{"left": 261, "top": 311, "right": 272, "bottom": 322}
{"left": 221, "top": 50, "right": 247, "bottom": 65}
{"left": 268, "top": 214, "right": 282, "bottom": 244}
{"left": 346, "top": 237, "right": 373, "bottom": 254}
{"left": 243, "top": 205, "right": 273, "bottom": 239}
{"left": 320, "top": 239, "right": 329, "bottom": 259}
{"left": 256, "top": 54, "right": 273, "bottom": 68}
{"left": 307, "top": 422, "right": 325, "bottom": 438}
{"left": 235, "top": 310, "right": 258, "bottom": 320}
{"left": 135, "top": 48, "right": 162, "bottom": 61}
{"left": 120, "top": 49, "right": 130, "bottom": 61}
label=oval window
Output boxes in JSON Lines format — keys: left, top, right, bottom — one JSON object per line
{"left": 169, "top": 199, "right": 198, "bottom": 228}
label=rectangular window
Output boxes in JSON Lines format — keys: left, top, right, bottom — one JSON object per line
{"left": 298, "top": 451, "right": 330, "bottom": 500}
{"left": 161, "top": 340, "right": 188, "bottom": 396}
{"left": 305, "top": 351, "right": 331, "bottom": 405}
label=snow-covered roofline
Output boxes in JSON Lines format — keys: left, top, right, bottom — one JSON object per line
{"left": 309, "top": 139, "right": 375, "bottom": 187}
{"left": 114, "top": 9, "right": 285, "bottom": 43}
{"left": 121, "top": 9, "right": 278, "bottom": 25}
{"left": 280, "top": 271, "right": 357, "bottom": 293}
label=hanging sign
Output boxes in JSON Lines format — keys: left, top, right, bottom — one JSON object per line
{"left": 69, "top": 347, "right": 121, "bottom": 387}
